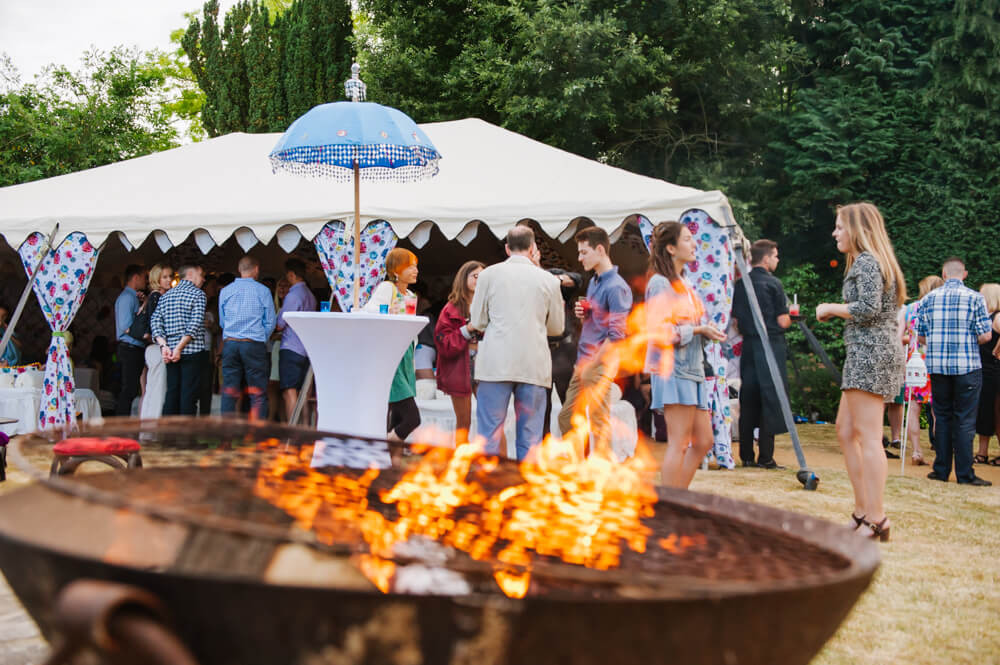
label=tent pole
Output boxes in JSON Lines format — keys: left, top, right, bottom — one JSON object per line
{"left": 352, "top": 161, "right": 361, "bottom": 311}
{"left": 0, "top": 223, "right": 59, "bottom": 363}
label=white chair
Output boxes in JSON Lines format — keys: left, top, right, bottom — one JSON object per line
{"left": 73, "top": 367, "right": 99, "bottom": 392}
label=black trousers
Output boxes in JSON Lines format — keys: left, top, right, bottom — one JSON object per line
{"left": 543, "top": 340, "right": 577, "bottom": 437}
{"left": 163, "top": 351, "right": 207, "bottom": 416}
{"left": 116, "top": 343, "right": 145, "bottom": 416}
{"left": 197, "top": 349, "right": 215, "bottom": 416}
{"left": 388, "top": 397, "right": 420, "bottom": 440}
{"left": 930, "top": 371, "right": 981, "bottom": 483}
{"left": 739, "top": 336, "right": 788, "bottom": 465}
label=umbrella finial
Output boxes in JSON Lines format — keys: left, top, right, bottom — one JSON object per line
{"left": 345, "top": 63, "right": 366, "bottom": 102}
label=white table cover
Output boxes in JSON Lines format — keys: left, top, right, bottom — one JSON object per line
{"left": 0, "top": 388, "right": 102, "bottom": 436}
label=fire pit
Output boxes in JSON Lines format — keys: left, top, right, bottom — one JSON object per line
{"left": 0, "top": 418, "right": 878, "bottom": 665}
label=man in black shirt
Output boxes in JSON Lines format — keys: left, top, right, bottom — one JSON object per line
{"left": 732, "top": 240, "right": 792, "bottom": 468}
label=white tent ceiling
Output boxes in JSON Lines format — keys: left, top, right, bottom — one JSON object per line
{"left": 0, "top": 117, "right": 736, "bottom": 253}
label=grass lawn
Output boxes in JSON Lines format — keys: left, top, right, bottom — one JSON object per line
{"left": 1, "top": 424, "right": 998, "bottom": 664}
{"left": 673, "top": 424, "right": 1000, "bottom": 665}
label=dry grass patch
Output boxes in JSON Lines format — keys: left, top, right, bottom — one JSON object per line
{"left": 681, "top": 424, "right": 1000, "bottom": 665}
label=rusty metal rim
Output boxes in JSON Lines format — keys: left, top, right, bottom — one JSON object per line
{"left": 7, "top": 419, "right": 879, "bottom": 601}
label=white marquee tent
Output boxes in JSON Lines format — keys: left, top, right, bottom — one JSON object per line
{"left": 0, "top": 117, "right": 737, "bottom": 252}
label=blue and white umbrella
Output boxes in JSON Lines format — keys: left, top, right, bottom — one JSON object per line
{"left": 269, "top": 65, "right": 442, "bottom": 308}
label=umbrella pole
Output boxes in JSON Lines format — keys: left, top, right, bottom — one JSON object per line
{"left": 352, "top": 161, "right": 361, "bottom": 311}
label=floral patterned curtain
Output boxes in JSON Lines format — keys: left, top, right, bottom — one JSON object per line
{"left": 313, "top": 220, "right": 397, "bottom": 312}
{"left": 640, "top": 211, "right": 737, "bottom": 469}
{"left": 18, "top": 232, "right": 99, "bottom": 431}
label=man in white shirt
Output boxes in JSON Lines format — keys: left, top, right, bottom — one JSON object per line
{"left": 469, "top": 226, "right": 564, "bottom": 459}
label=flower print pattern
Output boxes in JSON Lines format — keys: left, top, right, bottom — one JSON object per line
{"left": 640, "top": 210, "right": 736, "bottom": 468}
{"left": 18, "top": 232, "right": 99, "bottom": 431}
{"left": 313, "top": 220, "right": 397, "bottom": 312}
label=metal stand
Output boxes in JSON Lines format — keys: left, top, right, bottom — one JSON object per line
{"left": 289, "top": 366, "right": 314, "bottom": 426}
{"left": 721, "top": 215, "right": 818, "bottom": 490}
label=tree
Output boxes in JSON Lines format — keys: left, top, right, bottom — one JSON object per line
{"left": 181, "top": 0, "right": 353, "bottom": 136}
{"left": 759, "top": 0, "right": 1000, "bottom": 289}
{"left": 0, "top": 47, "right": 179, "bottom": 188}
{"left": 357, "top": 0, "right": 799, "bottom": 181}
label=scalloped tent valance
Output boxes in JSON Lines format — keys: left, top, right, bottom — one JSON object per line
{"left": 0, "top": 118, "right": 738, "bottom": 252}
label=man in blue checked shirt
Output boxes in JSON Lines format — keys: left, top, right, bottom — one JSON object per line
{"left": 218, "top": 256, "right": 276, "bottom": 420}
{"left": 917, "top": 257, "right": 994, "bottom": 486}
{"left": 152, "top": 264, "right": 208, "bottom": 416}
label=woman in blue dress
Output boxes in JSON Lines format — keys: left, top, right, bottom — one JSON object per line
{"left": 645, "top": 222, "right": 726, "bottom": 488}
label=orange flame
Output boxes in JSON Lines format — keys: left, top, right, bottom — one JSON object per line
{"left": 357, "top": 554, "right": 396, "bottom": 593}
{"left": 247, "top": 277, "right": 709, "bottom": 598}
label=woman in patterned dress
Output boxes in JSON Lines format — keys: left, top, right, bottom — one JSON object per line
{"left": 817, "top": 203, "right": 906, "bottom": 542}
{"left": 896, "top": 275, "right": 943, "bottom": 465}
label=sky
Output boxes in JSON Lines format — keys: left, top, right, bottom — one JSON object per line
{"left": 0, "top": 0, "right": 238, "bottom": 80}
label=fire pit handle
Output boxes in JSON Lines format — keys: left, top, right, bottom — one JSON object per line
{"left": 42, "top": 579, "right": 201, "bottom": 665}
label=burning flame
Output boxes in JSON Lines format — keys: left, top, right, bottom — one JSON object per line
{"left": 249, "top": 277, "right": 708, "bottom": 598}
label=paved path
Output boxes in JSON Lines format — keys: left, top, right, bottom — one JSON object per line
{"left": 0, "top": 572, "right": 47, "bottom": 665}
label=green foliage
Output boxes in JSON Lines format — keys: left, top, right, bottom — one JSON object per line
{"left": 358, "top": 0, "right": 801, "bottom": 180}
{"left": 778, "top": 263, "right": 845, "bottom": 420}
{"left": 182, "top": 0, "right": 352, "bottom": 136}
{"left": 0, "top": 48, "right": 178, "bottom": 188}
{"left": 759, "top": 0, "right": 1000, "bottom": 289}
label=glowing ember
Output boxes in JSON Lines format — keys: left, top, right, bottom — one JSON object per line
{"left": 493, "top": 569, "right": 531, "bottom": 599}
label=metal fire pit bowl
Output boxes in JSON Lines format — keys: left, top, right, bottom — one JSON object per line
{"left": 0, "top": 417, "right": 879, "bottom": 665}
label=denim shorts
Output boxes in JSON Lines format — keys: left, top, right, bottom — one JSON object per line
{"left": 279, "top": 349, "right": 309, "bottom": 390}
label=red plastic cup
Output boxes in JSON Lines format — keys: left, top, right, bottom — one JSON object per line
{"left": 404, "top": 296, "right": 418, "bottom": 315}
{"left": 789, "top": 303, "right": 800, "bottom": 317}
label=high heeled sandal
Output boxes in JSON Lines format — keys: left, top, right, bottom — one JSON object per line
{"left": 911, "top": 452, "right": 927, "bottom": 466}
{"left": 850, "top": 512, "right": 866, "bottom": 529}
{"left": 863, "top": 516, "right": 891, "bottom": 542}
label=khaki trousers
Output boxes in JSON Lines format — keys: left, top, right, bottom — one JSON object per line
{"left": 557, "top": 354, "right": 615, "bottom": 455}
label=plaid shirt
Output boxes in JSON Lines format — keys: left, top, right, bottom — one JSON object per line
{"left": 219, "top": 278, "right": 276, "bottom": 342}
{"left": 151, "top": 280, "right": 207, "bottom": 355}
{"left": 916, "top": 279, "right": 991, "bottom": 375}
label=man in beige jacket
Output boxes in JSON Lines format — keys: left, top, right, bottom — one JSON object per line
{"left": 469, "top": 226, "right": 565, "bottom": 459}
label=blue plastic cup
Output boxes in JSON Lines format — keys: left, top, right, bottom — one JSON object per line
{"left": 379, "top": 304, "right": 389, "bottom": 314}
{"left": 319, "top": 301, "right": 331, "bottom": 312}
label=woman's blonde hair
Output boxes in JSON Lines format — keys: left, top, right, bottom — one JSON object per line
{"left": 980, "top": 283, "right": 1000, "bottom": 314}
{"left": 148, "top": 264, "right": 172, "bottom": 289}
{"left": 385, "top": 248, "right": 417, "bottom": 282}
{"left": 917, "top": 275, "right": 943, "bottom": 299}
{"left": 837, "top": 202, "right": 907, "bottom": 307}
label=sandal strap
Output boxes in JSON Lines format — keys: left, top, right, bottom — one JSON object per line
{"left": 851, "top": 512, "right": 866, "bottom": 527}
{"left": 865, "top": 516, "right": 889, "bottom": 534}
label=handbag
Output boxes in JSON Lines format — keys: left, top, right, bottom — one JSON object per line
{"left": 127, "top": 292, "right": 158, "bottom": 340}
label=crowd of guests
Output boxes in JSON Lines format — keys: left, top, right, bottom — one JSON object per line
{"left": 106, "top": 207, "right": 997, "bottom": 544}
{"left": 113, "top": 257, "right": 317, "bottom": 421}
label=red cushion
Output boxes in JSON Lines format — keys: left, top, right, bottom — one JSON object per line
{"left": 54, "top": 437, "right": 141, "bottom": 456}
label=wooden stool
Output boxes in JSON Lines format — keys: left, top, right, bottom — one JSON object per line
{"left": 50, "top": 437, "right": 143, "bottom": 477}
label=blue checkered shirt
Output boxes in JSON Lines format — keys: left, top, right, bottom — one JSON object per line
{"left": 151, "top": 280, "right": 207, "bottom": 355}
{"left": 916, "top": 279, "right": 991, "bottom": 375}
{"left": 219, "top": 278, "right": 276, "bottom": 342}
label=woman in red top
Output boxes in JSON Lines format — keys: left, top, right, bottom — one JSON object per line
{"left": 435, "top": 261, "right": 485, "bottom": 443}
